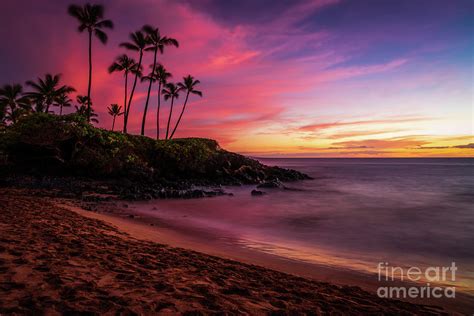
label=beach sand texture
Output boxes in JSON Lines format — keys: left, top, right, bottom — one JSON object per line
{"left": 0, "top": 190, "right": 446, "bottom": 314}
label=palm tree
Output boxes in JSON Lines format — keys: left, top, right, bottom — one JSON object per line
{"left": 68, "top": 3, "right": 113, "bottom": 121}
{"left": 107, "top": 103, "right": 123, "bottom": 131}
{"left": 75, "top": 95, "right": 98, "bottom": 123}
{"left": 141, "top": 25, "right": 178, "bottom": 136}
{"left": 76, "top": 95, "right": 90, "bottom": 108}
{"left": 0, "top": 84, "right": 31, "bottom": 124}
{"left": 139, "top": 68, "right": 156, "bottom": 136}
{"left": 162, "top": 83, "right": 181, "bottom": 140}
{"left": 25, "top": 74, "right": 75, "bottom": 113}
{"left": 54, "top": 93, "right": 73, "bottom": 115}
{"left": 5, "top": 108, "right": 29, "bottom": 125}
{"left": 120, "top": 30, "right": 148, "bottom": 133}
{"left": 154, "top": 65, "right": 172, "bottom": 139}
{"left": 75, "top": 104, "right": 99, "bottom": 123}
{"left": 108, "top": 54, "right": 141, "bottom": 131}
{"left": 170, "top": 76, "right": 202, "bottom": 139}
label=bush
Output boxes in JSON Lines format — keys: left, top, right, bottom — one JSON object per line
{"left": 0, "top": 113, "right": 309, "bottom": 184}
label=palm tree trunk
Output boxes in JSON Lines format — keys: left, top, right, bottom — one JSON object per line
{"left": 170, "top": 91, "right": 189, "bottom": 140}
{"left": 60, "top": 105, "right": 63, "bottom": 116}
{"left": 157, "top": 81, "right": 161, "bottom": 140}
{"left": 141, "top": 47, "right": 158, "bottom": 136}
{"left": 87, "top": 30, "right": 92, "bottom": 122}
{"left": 124, "top": 51, "right": 143, "bottom": 133}
{"left": 123, "top": 72, "right": 128, "bottom": 132}
{"left": 112, "top": 116, "right": 116, "bottom": 131}
{"left": 166, "top": 96, "right": 175, "bottom": 140}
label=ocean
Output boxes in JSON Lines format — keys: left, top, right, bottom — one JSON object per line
{"left": 132, "top": 158, "right": 474, "bottom": 293}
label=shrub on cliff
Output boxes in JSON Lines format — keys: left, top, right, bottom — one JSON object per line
{"left": 0, "top": 113, "right": 310, "bottom": 184}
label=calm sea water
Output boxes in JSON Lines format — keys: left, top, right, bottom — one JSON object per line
{"left": 134, "top": 158, "right": 474, "bottom": 292}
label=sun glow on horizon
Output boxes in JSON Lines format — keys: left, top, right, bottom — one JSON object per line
{"left": 0, "top": 0, "right": 472, "bottom": 157}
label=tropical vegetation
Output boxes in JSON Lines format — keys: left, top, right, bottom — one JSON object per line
{"left": 107, "top": 103, "right": 123, "bottom": 131}
{"left": 162, "top": 83, "right": 181, "bottom": 140}
{"left": 0, "top": 3, "right": 202, "bottom": 141}
{"left": 67, "top": 3, "right": 113, "bottom": 121}
{"left": 154, "top": 64, "right": 172, "bottom": 139}
{"left": 170, "top": 75, "right": 202, "bottom": 139}
{"left": 140, "top": 25, "right": 178, "bottom": 136}
{"left": 108, "top": 54, "right": 141, "bottom": 130}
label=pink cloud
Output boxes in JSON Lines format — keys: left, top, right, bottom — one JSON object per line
{"left": 1, "top": 0, "right": 471, "bottom": 157}
{"left": 333, "top": 137, "right": 430, "bottom": 149}
{"left": 297, "top": 116, "right": 428, "bottom": 132}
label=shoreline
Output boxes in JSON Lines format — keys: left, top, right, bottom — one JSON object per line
{"left": 65, "top": 197, "right": 474, "bottom": 314}
{"left": 0, "top": 188, "right": 455, "bottom": 314}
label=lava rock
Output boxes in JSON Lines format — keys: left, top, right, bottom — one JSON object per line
{"left": 257, "top": 179, "right": 283, "bottom": 189}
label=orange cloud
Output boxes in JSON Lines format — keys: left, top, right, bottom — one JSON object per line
{"left": 326, "top": 130, "right": 403, "bottom": 139}
{"left": 333, "top": 138, "right": 430, "bottom": 149}
{"left": 298, "top": 116, "right": 429, "bottom": 132}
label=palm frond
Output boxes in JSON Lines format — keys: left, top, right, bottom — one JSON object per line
{"left": 164, "top": 37, "right": 179, "bottom": 48}
{"left": 96, "top": 19, "right": 113, "bottom": 29}
{"left": 142, "top": 24, "right": 156, "bottom": 35}
{"left": 67, "top": 5, "right": 83, "bottom": 20}
{"left": 119, "top": 42, "right": 139, "bottom": 51}
{"left": 90, "top": 4, "right": 104, "bottom": 20}
{"left": 108, "top": 62, "right": 121, "bottom": 73}
{"left": 78, "top": 24, "right": 88, "bottom": 32}
{"left": 95, "top": 29, "right": 108, "bottom": 44}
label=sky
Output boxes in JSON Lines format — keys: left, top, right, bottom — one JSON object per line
{"left": 0, "top": 0, "right": 472, "bottom": 157}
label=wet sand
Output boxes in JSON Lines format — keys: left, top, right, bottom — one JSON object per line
{"left": 0, "top": 189, "right": 460, "bottom": 314}
{"left": 70, "top": 198, "right": 474, "bottom": 315}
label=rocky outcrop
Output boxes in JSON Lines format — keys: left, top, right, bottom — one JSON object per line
{"left": 251, "top": 190, "right": 266, "bottom": 196}
{"left": 257, "top": 179, "right": 284, "bottom": 189}
{"left": 0, "top": 113, "right": 312, "bottom": 199}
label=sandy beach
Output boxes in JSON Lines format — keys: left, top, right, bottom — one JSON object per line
{"left": 0, "top": 188, "right": 460, "bottom": 315}
{"left": 72, "top": 194, "right": 474, "bottom": 315}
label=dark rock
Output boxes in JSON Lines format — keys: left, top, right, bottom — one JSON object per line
{"left": 257, "top": 179, "right": 283, "bottom": 189}
{"left": 251, "top": 190, "right": 266, "bottom": 196}
{"left": 0, "top": 113, "right": 312, "bottom": 200}
{"left": 283, "top": 186, "right": 305, "bottom": 191}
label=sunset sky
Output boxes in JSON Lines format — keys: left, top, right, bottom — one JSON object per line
{"left": 0, "top": 0, "right": 472, "bottom": 157}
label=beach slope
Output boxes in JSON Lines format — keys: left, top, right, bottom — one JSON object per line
{"left": 0, "top": 190, "right": 445, "bottom": 315}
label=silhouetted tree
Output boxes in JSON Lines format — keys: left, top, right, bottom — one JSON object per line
{"left": 76, "top": 95, "right": 90, "bottom": 108}
{"left": 120, "top": 30, "right": 148, "bottom": 133}
{"left": 154, "top": 65, "right": 172, "bottom": 139}
{"left": 0, "top": 84, "right": 31, "bottom": 124}
{"left": 139, "top": 68, "right": 156, "bottom": 136}
{"left": 75, "top": 95, "right": 98, "bottom": 123}
{"left": 54, "top": 93, "right": 73, "bottom": 115}
{"left": 68, "top": 3, "right": 113, "bottom": 121}
{"left": 107, "top": 103, "right": 123, "bottom": 131}
{"left": 162, "top": 82, "right": 181, "bottom": 140}
{"left": 141, "top": 25, "right": 178, "bottom": 136}
{"left": 25, "top": 74, "right": 75, "bottom": 113}
{"left": 108, "top": 54, "right": 141, "bottom": 131}
{"left": 170, "top": 75, "right": 202, "bottom": 139}
{"left": 5, "top": 108, "right": 29, "bottom": 124}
